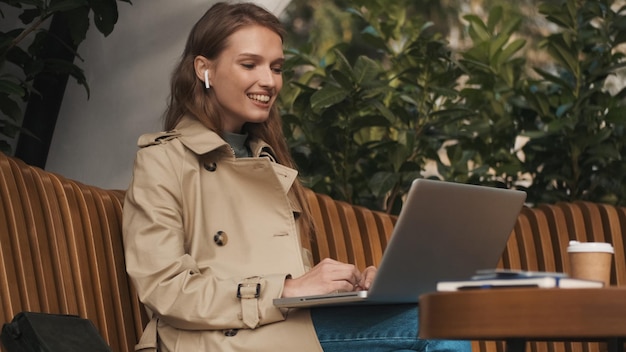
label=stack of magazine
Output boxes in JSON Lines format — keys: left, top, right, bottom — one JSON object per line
{"left": 436, "top": 269, "right": 604, "bottom": 291}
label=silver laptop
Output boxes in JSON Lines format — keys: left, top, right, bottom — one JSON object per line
{"left": 273, "top": 178, "right": 527, "bottom": 308}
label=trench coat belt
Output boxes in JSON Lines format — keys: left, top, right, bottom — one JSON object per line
{"left": 238, "top": 276, "right": 262, "bottom": 329}
{"left": 135, "top": 316, "right": 158, "bottom": 352}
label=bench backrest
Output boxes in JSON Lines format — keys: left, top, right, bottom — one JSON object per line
{"left": 0, "top": 153, "right": 145, "bottom": 352}
{"left": 2, "top": 152, "right": 626, "bottom": 352}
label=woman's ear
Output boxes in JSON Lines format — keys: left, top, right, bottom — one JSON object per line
{"left": 194, "top": 56, "right": 212, "bottom": 88}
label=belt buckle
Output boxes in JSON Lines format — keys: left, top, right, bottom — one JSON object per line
{"left": 237, "top": 283, "right": 261, "bottom": 299}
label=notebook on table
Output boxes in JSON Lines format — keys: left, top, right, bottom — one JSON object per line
{"left": 273, "top": 178, "right": 527, "bottom": 308}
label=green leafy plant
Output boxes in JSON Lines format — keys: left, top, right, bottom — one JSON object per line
{"left": 0, "top": 0, "right": 131, "bottom": 153}
{"left": 437, "top": 6, "right": 527, "bottom": 188}
{"left": 281, "top": 0, "right": 464, "bottom": 213}
{"left": 282, "top": 0, "right": 626, "bottom": 211}
{"left": 516, "top": 0, "right": 626, "bottom": 205}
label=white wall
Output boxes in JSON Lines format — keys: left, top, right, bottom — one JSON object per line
{"left": 46, "top": 0, "right": 291, "bottom": 190}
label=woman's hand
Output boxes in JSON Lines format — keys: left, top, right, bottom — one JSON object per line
{"left": 356, "top": 266, "right": 377, "bottom": 290}
{"left": 281, "top": 258, "right": 363, "bottom": 298}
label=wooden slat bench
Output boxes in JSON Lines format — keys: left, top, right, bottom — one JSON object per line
{"left": 1, "top": 152, "right": 625, "bottom": 352}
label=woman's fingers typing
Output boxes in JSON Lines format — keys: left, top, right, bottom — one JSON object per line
{"left": 281, "top": 258, "right": 367, "bottom": 297}
{"left": 357, "top": 266, "right": 377, "bottom": 290}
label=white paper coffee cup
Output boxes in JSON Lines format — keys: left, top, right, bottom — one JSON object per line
{"left": 567, "top": 240, "right": 613, "bottom": 286}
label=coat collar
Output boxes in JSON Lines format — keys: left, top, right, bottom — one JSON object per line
{"left": 175, "top": 116, "right": 228, "bottom": 155}
{"left": 176, "top": 116, "right": 298, "bottom": 199}
{"left": 175, "top": 116, "right": 275, "bottom": 158}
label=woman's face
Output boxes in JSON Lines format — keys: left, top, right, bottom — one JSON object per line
{"left": 209, "top": 25, "right": 284, "bottom": 133}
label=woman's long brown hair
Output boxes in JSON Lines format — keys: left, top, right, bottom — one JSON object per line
{"left": 163, "top": 2, "right": 314, "bottom": 243}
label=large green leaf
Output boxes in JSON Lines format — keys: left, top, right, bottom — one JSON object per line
{"left": 0, "top": 78, "right": 25, "bottom": 96}
{"left": 464, "top": 14, "right": 491, "bottom": 42}
{"left": 19, "top": 8, "right": 41, "bottom": 24}
{"left": 310, "top": 85, "right": 348, "bottom": 113}
{"left": 497, "top": 39, "right": 526, "bottom": 66}
{"left": 368, "top": 171, "right": 399, "bottom": 198}
{"left": 353, "top": 55, "right": 379, "bottom": 84}
{"left": 545, "top": 37, "right": 579, "bottom": 75}
{"left": 87, "top": 0, "right": 119, "bottom": 36}
{"left": 486, "top": 6, "right": 503, "bottom": 32}
{"left": 0, "top": 94, "right": 22, "bottom": 121}
{"left": 539, "top": 2, "right": 575, "bottom": 29}
{"left": 63, "top": 6, "right": 90, "bottom": 46}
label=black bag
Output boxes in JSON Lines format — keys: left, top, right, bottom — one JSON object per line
{"left": 1, "top": 311, "right": 112, "bottom": 352}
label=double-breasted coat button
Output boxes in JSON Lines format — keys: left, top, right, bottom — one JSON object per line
{"left": 204, "top": 162, "right": 217, "bottom": 172}
{"left": 214, "top": 231, "right": 228, "bottom": 246}
{"left": 223, "top": 329, "right": 238, "bottom": 337}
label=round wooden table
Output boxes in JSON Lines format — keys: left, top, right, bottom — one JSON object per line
{"left": 419, "top": 287, "right": 626, "bottom": 352}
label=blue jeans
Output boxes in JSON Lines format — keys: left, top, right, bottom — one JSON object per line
{"left": 311, "top": 304, "right": 471, "bottom": 352}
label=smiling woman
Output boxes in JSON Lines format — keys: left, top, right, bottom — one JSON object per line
{"left": 121, "top": 2, "right": 471, "bottom": 352}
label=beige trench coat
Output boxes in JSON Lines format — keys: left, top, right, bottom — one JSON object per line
{"left": 123, "top": 116, "right": 323, "bottom": 352}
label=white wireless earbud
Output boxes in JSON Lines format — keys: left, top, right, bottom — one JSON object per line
{"left": 204, "top": 70, "right": 210, "bottom": 89}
